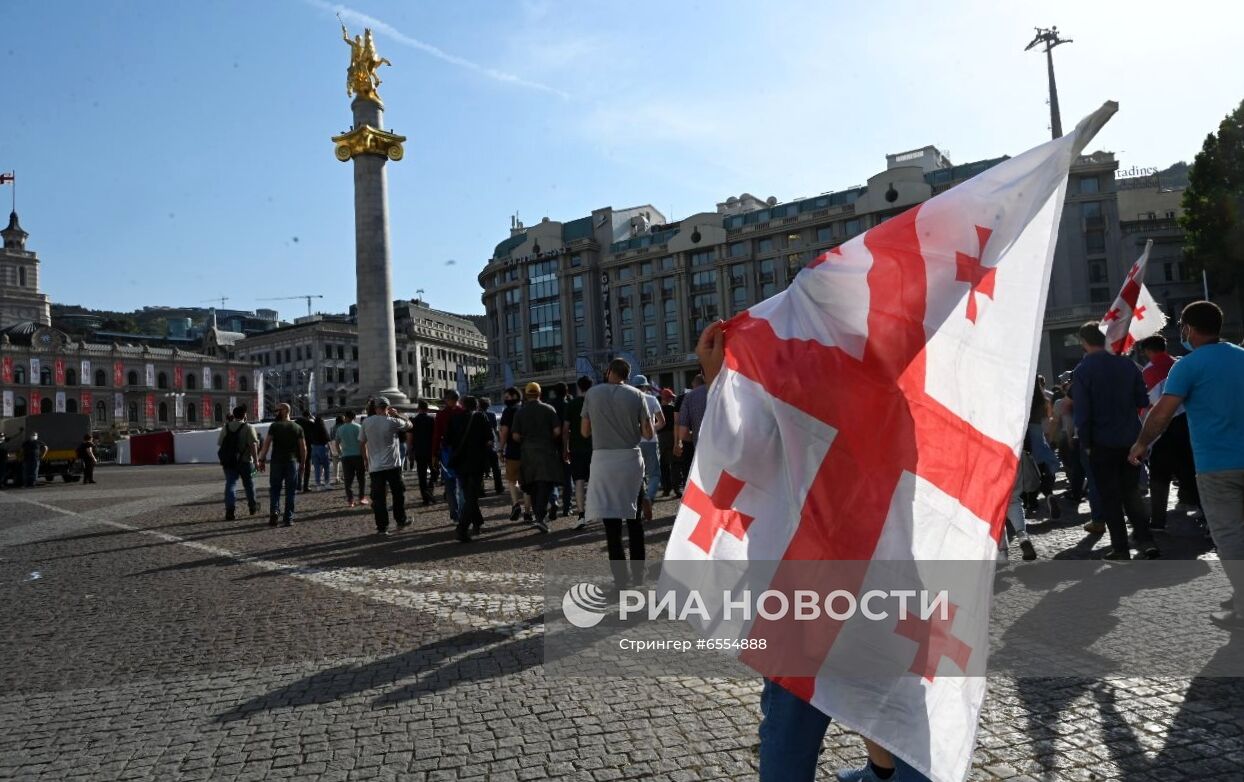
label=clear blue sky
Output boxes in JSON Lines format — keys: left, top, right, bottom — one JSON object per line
{"left": 6, "top": 0, "right": 1241, "bottom": 319}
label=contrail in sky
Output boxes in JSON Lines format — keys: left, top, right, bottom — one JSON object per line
{"left": 306, "top": 0, "right": 571, "bottom": 99}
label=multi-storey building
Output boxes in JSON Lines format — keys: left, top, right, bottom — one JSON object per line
{"left": 234, "top": 298, "right": 488, "bottom": 412}
{"left": 479, "top": 145, "right": 1146, "bottom": 389}
{"left": 0, "top": 214, "right": 255, "bottom": 432}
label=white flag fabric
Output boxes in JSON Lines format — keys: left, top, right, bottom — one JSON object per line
{"left": 663, "top": 103, "right": 1117, "bottom": 782}
{"left": 1099, "top": 239, "right": 1166, "bottom": 355}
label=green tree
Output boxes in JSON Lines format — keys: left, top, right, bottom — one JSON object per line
{"left": 1181, "top": 99, "right": 1244, "bottom": 314}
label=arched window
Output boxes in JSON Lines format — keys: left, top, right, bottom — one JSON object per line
{"left": 127, "top": 370, "right": 138, "bottom": 386}
{"left": 40, "top": 367, "right": 52, "bottom": 386}
{"left": 213, "top": 374, "right": 224, "bottom": 391}
{"left": 65, "top": 368, "right": 77, "bottom": 386}
{"left": 66, "top": 398, "right": 78, "bottom": 414}
{"left": 186, "top": 372, "right": 197, "bottom": 390}
{"left": 128, "top": 402, "right": 138, "bottom": 423}
{"left": 187, "top": 403, "right": 197, "bottom": 423}
{"left": 213, "top": 403, "right": 224, "bottom": 423}
{"left": 40, "top": 397, "right": 52, "bottom": 414}
{"left": 158, "top": 402, "right": 168, "bottom": 423}
{"left": 94, "top": 369, "right": 106, "bottom": 387}
{"left": 95, "top": 401, "right": 107, "bottom": 423}
{"left": 157, "top": 372, "right": 168, "bottom": 389}
{"left": 14, "top": 396, "right": 27, "bottom": 416}
{"left": 239, "top": 375, "right": 249, "bottom": 392}
{"left": 13, "top": 366, "right": 24, "bottom": 384}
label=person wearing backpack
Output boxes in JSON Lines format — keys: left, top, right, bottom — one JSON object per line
{"left": 218, "top": 404, "right": 260, "bottom": 521}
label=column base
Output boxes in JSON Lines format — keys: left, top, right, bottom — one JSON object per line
{"left": 348, "top": 388, "right": 411, "bottom": 410}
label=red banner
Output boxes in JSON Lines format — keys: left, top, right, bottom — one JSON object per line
{"left": 145, "top": 393, "right": 155, "bottom": 422}
{"left": 81, "top": 390, "right": 93, "bottom": 411}
{"left": 202, "top": 395, "right": 212, "bottom": 421}
{"left": 174, "top": 366, "right": 183, "bottom": 389}
{"left": 54, "top": 359, "right": 65, "bottom": 385}
{"left": 1, "top": 356, "right": 11, "bottom": 384}
{"left": 113, "top": 362, "right": 124, "bottom": 387}
{"left": 227, "top": 368, "right": 237, "bottom": 392}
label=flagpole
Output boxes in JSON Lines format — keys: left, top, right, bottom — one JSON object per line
{"left": 1203, "top": 270, "right": 1210, "bottom": 301}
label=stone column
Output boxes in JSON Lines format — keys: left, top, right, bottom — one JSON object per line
{"left": 347, "top": 98, "right": 408, "bottom": 407}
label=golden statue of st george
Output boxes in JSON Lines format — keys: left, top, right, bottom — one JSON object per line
{"left": 342, "top": 23, "right": 391, "bottom": 105}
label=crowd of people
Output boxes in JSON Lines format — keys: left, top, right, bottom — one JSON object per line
{"left": 209, "top": 356, "right": 713, "bottom": 578}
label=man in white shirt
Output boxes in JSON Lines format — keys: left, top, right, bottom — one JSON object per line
{"left": 359, "top": 396, "right": 414, "bottom": 537}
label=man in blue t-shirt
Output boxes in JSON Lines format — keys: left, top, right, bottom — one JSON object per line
{"left": 1131, "top": 301, "right": 1244, "bottom": 629}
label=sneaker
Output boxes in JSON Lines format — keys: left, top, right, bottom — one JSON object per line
{"left": 280, "top": 518, "right": 293, "bottom": 528}
{"left": 835, "top": 763, "right": 895, "bottom": 782}
{"left": 574, "top": 513, "right": 587, "bottom": 530}
{"left": 348, "top": 500, "right": 357, "bottom": 508}
{"left": 1210, "top": 610, "right": 1244, "bottom": 631}
{"left": 1019, "top": 539, "right": 1037, "bottom": 561}
{"left": 377, "top": 528, "right": 391, "bottom": 537}
{"left": 509, "top": 504, "right": 522, "bottom": 521}
{"left": 1101, "top": 549, "right": 1131, "bottom": 561}
{"left": 268, "top": 513, "right": 278, "bottom": 527}
{"left": 1083, "top": 520, "right": 1106, "bottom": 535}
{"left": 225, "top": 509, "right": 236, "bottom": 522}
{"left": 642, "top": 499, "right": 653, "bottom": 522}
{"left": 360, "top": 498, "right": 371, "bottom": 506}
{"left": 535, "top": 519, "right": 549, "bottom": 533}
{"left": 396, "top": 519, "right": 411, "bottom": 530}
{"left": 548, "top": 505, "right": 558, "bottom": 521}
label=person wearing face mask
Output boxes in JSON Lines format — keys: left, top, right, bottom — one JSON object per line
{"left": 1131, "top": 301, "right": 1244, "bottom": 629}
{"left": 498, "top": 386, "right": 531, "bottom": 522}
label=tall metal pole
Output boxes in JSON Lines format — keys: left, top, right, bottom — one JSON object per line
{"left": 1026, "top": 27, "right": 1073, "bottom": 140}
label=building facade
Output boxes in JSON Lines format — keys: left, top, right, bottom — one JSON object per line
{"left": 233, "top": 299, "right": 487, "bottom": 413}
{"left": 0, "top": 211, "right": 51, "bottom": 330}
{"left": 479, "top": 146, "right": 1148, "bottom": 389}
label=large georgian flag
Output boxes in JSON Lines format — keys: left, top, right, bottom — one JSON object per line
{"left": 663, "top": 103, "right": 1117, "bottom": 782}
{"left": 1099, "top": 239, "right": 1166, "bottom": 355}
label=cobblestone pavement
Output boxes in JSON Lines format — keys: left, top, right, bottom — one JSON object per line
{"left": 1, "top": 465, "right": 1241, "bottom": 781}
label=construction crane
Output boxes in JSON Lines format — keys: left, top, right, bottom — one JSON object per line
{"left": 258, "top": 294, "right": 324, "bottom": 317}
{"left": 200, "top": 296, "right": 229, "bottom": 308}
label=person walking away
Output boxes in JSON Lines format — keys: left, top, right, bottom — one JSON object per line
{"left": 1138, "top": 334, "right": 1200, "bottom": 529}
{"left": 658, "top": 388, "right": 677, "bottom": 496}
{"left": 309, "top": 413, "right": 332, "bottom": 490}
{"left": 1130, "top": 302, "right": 1244, "bottom": 629}
{"left": 631, "top": 375, "right": 665, "bottom": 522}
{"left": 330, "top": 415, "right": 345, "bottom": 485}
{"left": 293, "top": 409, "right": 317, "bottom": 492}
{"left": 409, "top": 400, "right": 436, "bottom": 505}
{"left": 360, "top": 397, "right": 413, "bottom": 537}
{"left": 21, "top": 432, "right": 47, "bottom": 488}
{"left": 1024, "top": 377, "right": 1062, "bottom": 519}
{"left": 257, "top": 403, "right": 306, "bottom": 527}
{"left": 431, "top": 390, "right": 467, "bottom": 523}
{"left": 447, "top": 397, "right": 495, "bottom": 541}
{"left": 480, "top": 397, "right": 504, "bottom": 495}
{"left": 564, "top": 376, "right": 594, "bottom": 529}
{"left": 1072, "top": 321, "right": 1158, "bottom": 559}
{"left": 511, "top": 382, "right": 563, "bottom": 533}
{"left": 217, "top": 405, "right": 259, "bottom": 520}
{"left": 498, "top": 387, "right": 531, "bottom": 522}
{"left": 674, "top": 374, "right": 709, "bottom": 494}
{"left": 546, "top": 381, "right": 570, "bottom": 519}
{"left": 582, "top": 359, "right": 652, "bottom": 584}
{"left": 334, "top": 410, "right": 367, "bottom": 508}
{"left": 76, "top": 434, "right": 99, "bottom": 486}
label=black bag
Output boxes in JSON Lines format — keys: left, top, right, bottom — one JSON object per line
{"left": 218, "top": 424, "right": 242, "bottom": 470}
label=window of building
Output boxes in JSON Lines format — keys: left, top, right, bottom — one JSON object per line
{"left": 644, "top": 324, "right": 657, "bottom": 343}
{"left": 785, "top": 253, "right": 805, "bottom": 280}
{"left": 13, "top": 366, "right": 23, "bottom": 384}
{"left": 128, "top": 402, "right": 138, "bottom": 423}
{"left": 352, "top": 369, "right": 359, "bottom": 383}
{"left": 40, "top": 397, "right": 52, "bottom": 414}
{"left": 94, "top": 369, "right": 106, "bottom": 386}
{"left": 213, "top": 374, "right": 224, "bottom": 391}
{"left": 127, "top": 370, "right": 138, "bottom": 386}
{"left": 1079, "top": 176, "right": 1100, "bottom": 194}
{"left": 186, "top": 373, "right": 197, "bottom": 390}
{"left": 214, "top": 404, "right": 224, "bottom": 423}
{"left": 36, "top": 367, "right": 50, "bottom": 386}
{"left": 690, "top": 250, "right": 713, "bottom": 267}
{"left": 157, "top": 372, "right": 168, "bottom": 389}
{"left": 691, "top": 270, "right": 717, "bottom": 293}
{"left": 1164, "top": 262, "right": 1174, "bottom": 282}
{"left": 758, "top": 259, "right": 777, "bottom": 299}
{"left": 570, "top": 253, "right": 582, "bottom": 268}
{"left": 239, "top": 375, "right": 248, "bottom": 392}
{"left": 689, "top": 292, "right": 719, "bottom": 335}
{"left": 1085, "top": 230, "right": 1106, "bottom": 254}
{"left": 337, "top": 368, "right": 345, "bottom": 383}
{"left": 397, "top": 371, "right": 404, "bottom": 385}
{"left": 663, "top": 298, "right": 677, "bottom": 317}
{"left": 295, "top": 347, "right": 302, "bottom": 361}
{"left": 1089, "top": 287, "right": 1111, "bottom": 303}
{"left": 64, "top": 368, "right": 77, "bottom": 386}
{"left": 158, "top": 402, "right": 168, "bottom": 423}
{"left": 617, "top": 266, "right": 634, "bottom": 281}
{"left": 1082, "top": 201, "right": 1102, "bottom": 220}
{"left": 324, "top": 368, "right": 333, "bottom": 384}
{"left": 642, "top": 302, "right": 656, "bottom": 321}
{"left": 665, "top": 321, "right": 678, "bottom": 340}
{"left": 758, "top": 238, "right": 774, "bottom": 254}
{"left": 335, "top": 345, "right": 344, "bottom": 360}
{"left": 573, "top": 299, "right": 584, "bottom": 323}
{"left": 729, "top": 242, "right": 748, "bottom": 257}
{"left": 284, "top": 348, "right": 291, "bottom": 363}
{"left": 19, "top": 267, "right": 26, "bottom": 287}
{"left": 95, "top": 400, "right": 107, "bottom": 423}
{"left": 660, "top": 255, "right": 676, "bottom": 271}
{"left": 640, "top": 261, "right": 653, "bottom": 277}
{"left": 845, "top": 219, "right": 861, "bottom": 237}
{"left": 621, "top": 327, "right": 634, "bottom": 348}
{"left": 1088, "top": 260, "right": 1108, "bottom": 284}
{"left": 816, "top": 226, "right": 834, "bottom": 243}
{"left": 66, "top": 399, "right": 77, "bottom": 414}
{"left": 13, "top": 396, "right": 26, "bottom": 416}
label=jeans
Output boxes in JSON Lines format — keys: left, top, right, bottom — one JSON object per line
{"left": 440, "top": 448, "right": 461, "bottom": 521}
{"left": 1089, "top": 445, "right": 1152, "bottom": 554}
{"left": 370, "top": 467, "right": 406, "bottom": 531}
{"left": 311, "top": 445, "right": 330, "bottom": 486}
{"left": 415, "top": 456, "right": 434, "bottom": 503}
{"left": 269, "top": 461, "right": 298, "bottom": 521}
{"left": 23, "top": 460, "right": 39, "bottom": 488}
{"left": 759, "top": 679, "right": 831, "bottom": 781}
{"left": 639, "top": 441, "right": 661, "bottom": 503}
{"left": 459, "top": 471, "right": 485, "bottom": 535}
{"left": 1198, "top": 470, "right": 1244, "bottom": 614}
{"left": 223, "top": 465, "right": 256, "bottom": 513}
{"left": 527, "top": 481, "right": 556, "bottom": 523}
{"left": 341, "top": 455, "right": 365, "bottom": 503}
{"left": 489, "top": 450, "right": 504, "bottom": 494}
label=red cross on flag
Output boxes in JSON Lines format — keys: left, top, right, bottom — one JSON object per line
{"left": 1099, "top": 239, "right": 1166, "bottom": 355}
{"left": 662, "top": 102, "right": 1117, "bottom": 782}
